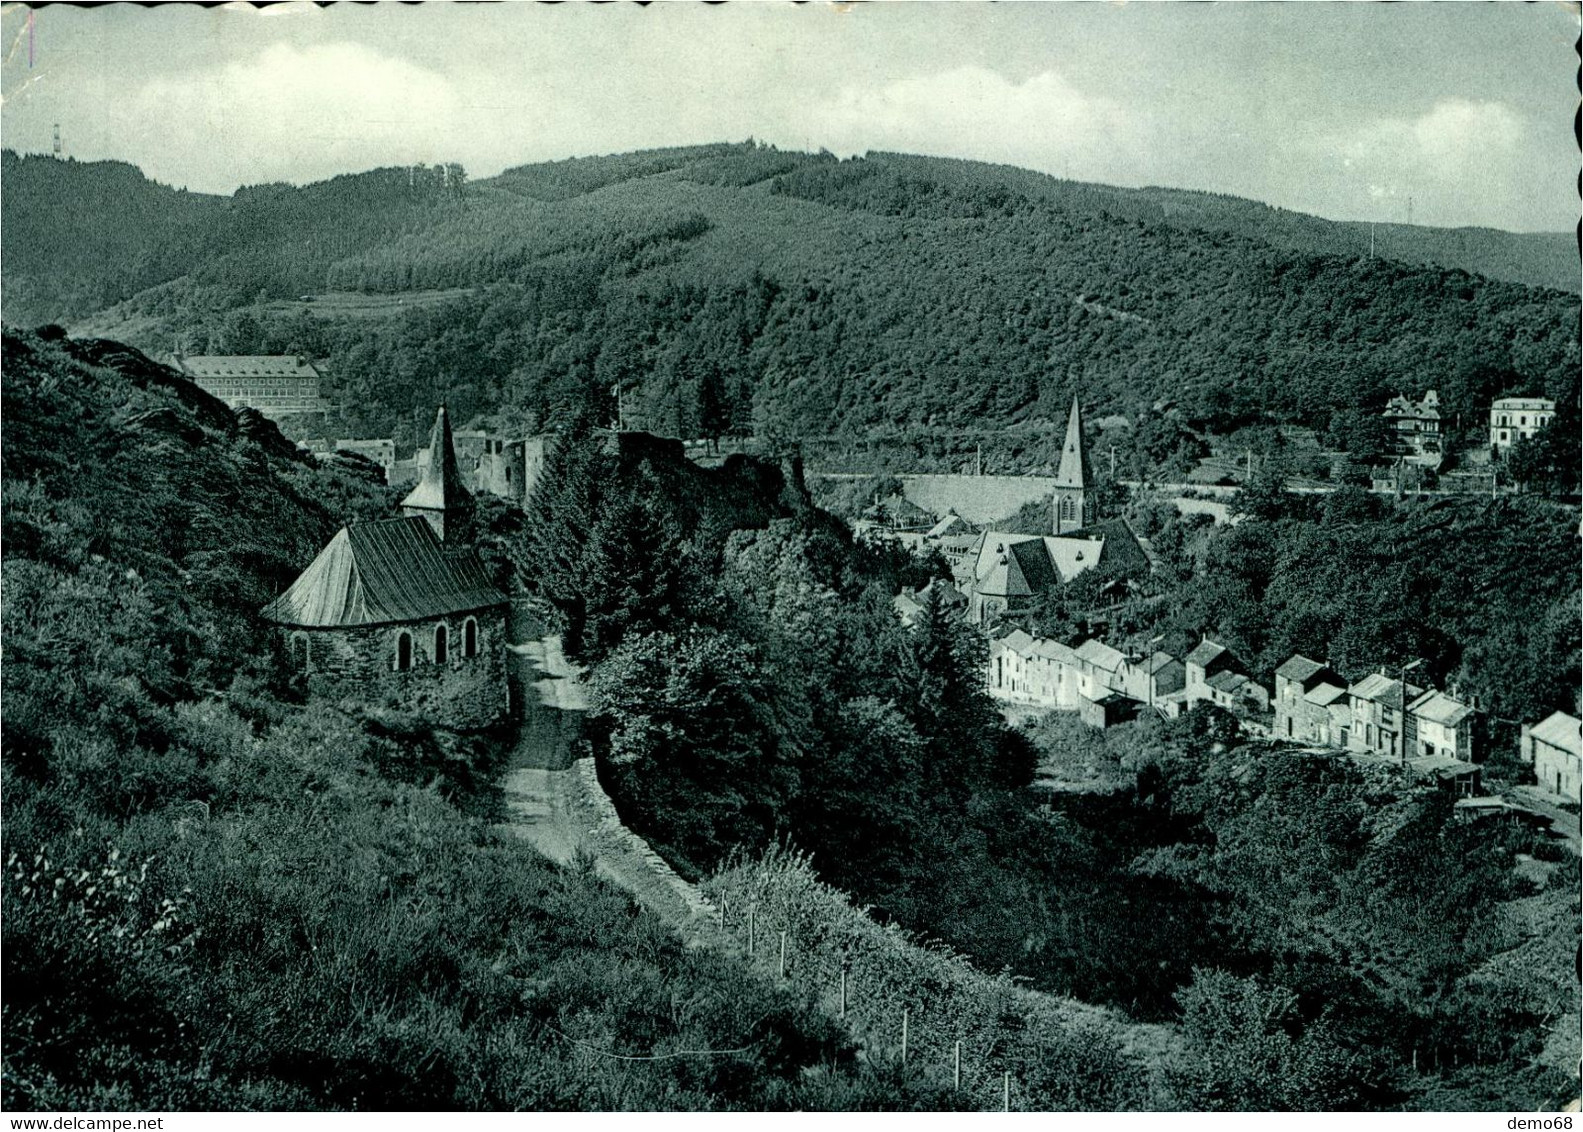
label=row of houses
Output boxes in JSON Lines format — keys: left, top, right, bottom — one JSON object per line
{"left": 1272, "top": 654, "right": 1486, "bottom": 792}
{"left": 986, "top": 630, "right": 1270, "bottom": 729}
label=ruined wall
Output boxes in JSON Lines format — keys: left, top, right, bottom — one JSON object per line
{"left": 291, "top": 605, "right": 509, "bottom": 730}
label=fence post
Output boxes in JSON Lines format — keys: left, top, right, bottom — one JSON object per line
{"left": 1003, "top": 1071, "right": 1010, "bottom": 1112}
{"left": 901, "top": 1009, "right": 909, "bottom": 1065}
{"left": 748, "top": 907, "right": 756, "bottom": 956}
{"left": 779, "top": 930, "right": 787, "bottom": 979}
{"left": 954, "top": 1040, "right": 961, "bottom": 1090}
{"left": 839, "top": 968, "right": 847, "bottom": 1019}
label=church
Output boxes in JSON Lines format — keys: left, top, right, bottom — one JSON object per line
{"left": 261, "top": 406, "right": 511, "bottom": 729}
{"left": 962, "top": 396, "right": 1149, "bottom": 625}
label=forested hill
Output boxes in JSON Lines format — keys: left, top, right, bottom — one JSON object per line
{"left": 5, "top": 143, "right": 1576, "bottom": 449}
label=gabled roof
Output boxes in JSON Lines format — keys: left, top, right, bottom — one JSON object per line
{"left": 402, "top": 405, "right": 472, "bottom": 514}
{"left": 997, "top": 628, "right": 1037, "bottom": 656}
{"left": 1348, "top": 672, "right": 1398, "bottom": 702}
{"left": 1276, "top": 655, "right": 1327, "bottom": 683}
{"left": 926, "top": 512, "right": 971, "bottom": 538}
{"left": 1146, "top": 650, "right": 1181, "bottom": 675}
{"left": 1206, "top": 670, "right": 1248, "bottom": 694}
{"left": 1305, "top": 682, "right": 1348, "bottom": 707}
{"left": 1054, "top": 396, "right": 1092, "bottom": 491}
{"left": 1185, "top": 639, "right": 1229, "bottom": 668}
{"left": 1074, "top": 638, "right": 1125, "bottom": 672}
{"left": 1031, "top": 638, "right": 1079, "bottom": 664}
{"left": 261, "top": 516, "right": 506, "bottom": 628}
{"left": 180, "top": 355, "right": 320, "bottom": 379}
{"left": 1408, "top": 690, "right": 1474, "bottom": 728}
{"left": 1529, "top": 711, "right": 1582, "bottom": 756}
{"left": 973, "top": 534, "right": 1059, "bottom": 597}
{"left": 1084, "top": 519, "right": 1152, "bottom": 576}
{"left": 1042, "top": 535, "right": 1105, "bottom": 582}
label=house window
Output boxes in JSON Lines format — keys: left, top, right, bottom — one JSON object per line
{"left": 435, "top": 624, "right": 449, "bottom": 665}
{"left": 396, "top": 631, "right": 413, "bottom": 671}
{"left": 291, "top": 633, "right": 310, "bottom": 671}
{"left": 464, "top": 617, "right": 478, "bottom": 658}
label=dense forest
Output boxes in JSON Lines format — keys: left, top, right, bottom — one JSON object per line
{"left": 5, "top": 145, "right": 1576, "bottom": 460}
{"left": 516, "top": 425, "right": 1579, "bottom": 1111}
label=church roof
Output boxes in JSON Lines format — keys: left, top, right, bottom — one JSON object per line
{"left": 1054, "top": 396, "right": 1092, "bottom": 491}
{"left": 1041, "top": 535, "right": 1105, "bottom": 582}
{"left": 261, "top": 516, "right": 506, "bottom": 628}
{"left": 402, "top": 405, "right": 472, "bottom": 513}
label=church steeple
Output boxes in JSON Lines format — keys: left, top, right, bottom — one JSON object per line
{"left": 402, "top": 405, "right": 474, "bottom": 542}
{"left": 1053, "top": 395, "right": 1094, "bottom": 534}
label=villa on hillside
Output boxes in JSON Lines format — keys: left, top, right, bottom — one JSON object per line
{"left": 1382, "top": 389, "right": 1444, "bottom": 464}
{"left": 1489, "top": 396, "right": 1557, "bottom": 455}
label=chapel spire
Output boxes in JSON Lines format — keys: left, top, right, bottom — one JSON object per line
{"left": 402, "top": 404, "right": 474, "bottom": 542}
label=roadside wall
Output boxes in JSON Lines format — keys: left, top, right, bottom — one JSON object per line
{"left": 563, "top": 757, "right": 720, "bottom": 934}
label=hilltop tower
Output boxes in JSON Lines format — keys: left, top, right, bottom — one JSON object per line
{"left": 402, "top": 405, "right": 475, "bottom": 543}
{"left": 1052, "top": 395, "right": 1094, "bottom": 535}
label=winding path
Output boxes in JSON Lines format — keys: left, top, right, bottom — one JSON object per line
{"left": 495, "top": 627, "right": 724, "bottom": 946}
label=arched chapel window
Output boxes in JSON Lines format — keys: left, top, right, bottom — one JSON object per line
{"left": 435, "top": 624, "right": 449, "bottom": 665}
{"left": 464, "top": 618, "right": 478, "bottom": 659}
{"left": 396, "top": 631, "right": 413, "bottom": 672}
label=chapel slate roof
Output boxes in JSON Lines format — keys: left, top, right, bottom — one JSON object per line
{"left": 261, "top": 516, "right": 506, "bottom": 628}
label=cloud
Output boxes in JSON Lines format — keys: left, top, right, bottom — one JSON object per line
{"left": 1295, "top": 98, "right": 1532, "bottom": 227}
{"left": 112, "top": 42, "right": 463, "bottom": 187}
{"left": 795, "top": 65, "right": 1144, "bottom": 182}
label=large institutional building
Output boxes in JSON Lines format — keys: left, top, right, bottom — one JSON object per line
{"left": 176, "top": 354, "right": 327, "bottom": 419}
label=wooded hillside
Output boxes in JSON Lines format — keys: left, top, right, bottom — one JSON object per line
{"left": 5, "top": 144, "right": 1575, "bottom": 455}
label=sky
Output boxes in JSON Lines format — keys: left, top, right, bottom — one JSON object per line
{"left": 2, "top": 1, "right": 1578, "bottom": 232}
